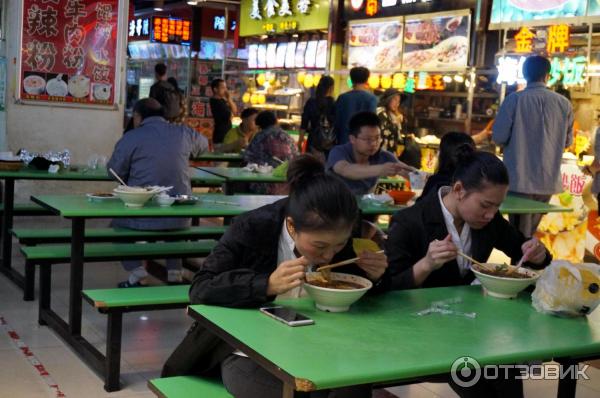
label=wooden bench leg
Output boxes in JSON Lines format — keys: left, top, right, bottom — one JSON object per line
{"left": 23, "top": 260, "right": 35, "bottom": 301}
{"left": 104, "top": 311, "right": 123, "bottom": 392}
{"left": 38, "top": 265, "right": 51, "bottom": 326}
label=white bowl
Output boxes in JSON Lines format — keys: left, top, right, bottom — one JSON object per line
{"left": 113, "top": 188, "right": 157, "bottom": 208}
{"left": 304, "top": 272, "right": 372, "bottom": 312}
{"left": 472, "top": 264, "right": 540, "bottom": 299}
{"left": 155, "top": 195, "right": 175, "bottom": 207}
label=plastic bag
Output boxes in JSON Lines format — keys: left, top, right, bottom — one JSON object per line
{"left": 532, "top": 261, "right": 600, "bottom": 317}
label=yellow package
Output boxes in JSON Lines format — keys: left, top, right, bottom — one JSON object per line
{"left": 352, "top": 238, "right": 380, "bottom": 256}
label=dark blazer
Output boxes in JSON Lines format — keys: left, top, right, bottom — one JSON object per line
{"left": 385, "top": 189, "right": 551, "bottom": 289}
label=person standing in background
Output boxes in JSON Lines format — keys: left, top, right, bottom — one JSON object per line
{"left": 493, "top": 55, "right": 573, "bottom": 237}
{"left": 209, "top": 78, "right": 238, "bottom": 144}
{"left": 149, "top": 63, "right": 182, "bottom": 122}
{"left": 334, "top": 67, "right": 378, "bottom": 145}
{"left": 299, "top": 75, "right": 336, "bottom": 161}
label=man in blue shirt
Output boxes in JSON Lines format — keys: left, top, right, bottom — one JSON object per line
{"left": 334, "top": 67, "right": 378, "bottom": 144}
{"left": 327, "top": 111, "right": 414, "bottom": 195}
{"left": 493, "top": 55, "right": 573, "bottom": 237}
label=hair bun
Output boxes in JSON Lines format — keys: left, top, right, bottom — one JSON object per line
{"left": 454, "top": 143, "right": 476, "bottom": 165}
{"left": 287, "top": 154, "right": 325, "bottom": 193}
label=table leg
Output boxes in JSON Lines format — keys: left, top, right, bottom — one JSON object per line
{"left": 282, "top": 383, "right": 295, "bottom": 398}
{"left": 1, "top": 178, "right": 14, "bottom": 271}
{"left": 224, "top": 182, "right": 234, "bottom": 195}
{"left": 556, "top": 358, "right": 578, "bottom": 398}
{"left": 69, "top": 218, "right": 85, "bottom": 336}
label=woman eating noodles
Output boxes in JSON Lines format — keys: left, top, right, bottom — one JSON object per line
{"left": 165, "top": 155, "right": 388, "bottom": 398}
{"left": 385, "top": 147, "right": 551, "bottom": 397}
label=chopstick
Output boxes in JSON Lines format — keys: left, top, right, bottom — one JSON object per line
{"left": 200, "top": 199, "right": 241, "bottom": 206}
{"left": 109, "top": 168, "right": 128, "bottom": 187}
{"left": 457, "top": 252, "right": 494, "bottom": 272}
{"left": 316, "top": 250, "right": 385, "bottom": 272}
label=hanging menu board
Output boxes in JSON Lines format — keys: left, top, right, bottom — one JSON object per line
{"left": 19, "top": 0, "right": 121, "bottom": 106}
{"left": 348, "top": 18, "right": 403, "bottom": 71}
{"left": 402, "top": 11, "right": 470, "bottom": 72}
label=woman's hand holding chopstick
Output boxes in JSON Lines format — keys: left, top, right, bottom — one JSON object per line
{"left": 356, "top": 250, "right": 388, "bottom": 281}
{"left": 266, "top": 257, "right": 310, "bottom": 296}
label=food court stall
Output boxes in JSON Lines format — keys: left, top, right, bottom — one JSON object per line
{"left": 237, "top": 0, "right": 332, "bottom": 129}
{"left": 344, "top": 0, "right": 494, "bottom": 171}
{"left": 489, "top": 0, "right": 600, "bottom": 263}
{"left": 125, "top": 13, "right": 191, "bottom": 120}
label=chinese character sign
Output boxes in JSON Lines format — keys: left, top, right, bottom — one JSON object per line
{"left": 152, "top": 17, "right": 191, "bottom": 45}
{"left": 497, "top": 55, "right": 586, "bottom": 87}
{"left": 514, "top": 26, "right": 535, "bottom": 53}
{"left": 240, "top": 0, "right": 329, "bottom": 36}
{"left": 20, "top": 0, "right": 119, "bottom": 105}
{"left": 547, "top": 24, "right": 570, "bottom": 54}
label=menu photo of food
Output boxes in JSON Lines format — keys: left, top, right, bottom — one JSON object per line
{"left": 316, "top": 40, "right": 328, "bottom": 69}
{"left": 248, "top": 44, "right": 258, "bottom": 69}
{"left": 348, "top": 20, "right": 403, "bottom": 71}
{"left": 285, "top": 41, "right": 297, "bottom": 68}
{"left": 23, "top": 71, "right": 94, "bottom": 101}
{"left": 402, "top": 13, "right": 470, "bottom": 72}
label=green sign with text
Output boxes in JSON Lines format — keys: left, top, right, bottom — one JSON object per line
{"left": 240, "top": 0, "right": 331, "bottom": 37}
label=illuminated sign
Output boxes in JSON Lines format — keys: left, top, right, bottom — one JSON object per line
{"left": 152, "top": 17, "right": 191, "bottom": 45}
{"left": 213, "top": 16, "right": 237, "bottom": 31}
{"left": 547, "top": 24, "right": 570, "bottom": 53}
{"left": 496, "top": 55, "right": 586, "bottom": 87}
{"left": 351, "top": 0, "right": 364, "bottom": 10}
{"left": 129, "top": 18, "right": 150, "bottom": 39}
{"left": 514, "top": 26, "right": 535, "bottom": 53}
{"left": 365, "top": 0, "right": 378, "bottom": 16}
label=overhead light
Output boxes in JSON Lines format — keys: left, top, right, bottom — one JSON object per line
{"left": 154, "top": 0, "right": 164, "bottom": 11}
{"left": 442, "top": 75, "right": 452, "bottom": 83}
{"left": 454, "top": 75, "right": 464, "bottom": 83}
{"left": 187, "top": 1, "right": 198, "bottom": 4}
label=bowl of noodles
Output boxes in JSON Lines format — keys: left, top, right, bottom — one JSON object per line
{"left": 304, "top": 272, "right": 372, "bottom": 312}
{"left": 471, "top": 263, "right": 540, "bottom": 299}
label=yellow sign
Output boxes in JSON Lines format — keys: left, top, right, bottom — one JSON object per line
{"left": 515, "top": 26, "right": 535, "bottom": 53}
{"left": 547, "top": 24, "right": 570, "bottom": 54}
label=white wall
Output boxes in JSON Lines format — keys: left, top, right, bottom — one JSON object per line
{"left": 5, "top": 0, "right": 128, "bottom": 201}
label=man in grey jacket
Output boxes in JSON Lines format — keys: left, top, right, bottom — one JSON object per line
{"left": 493, "top": 55, "right": 573, "bottom": 237}
{"left": 107, "top": 98, "right": 209, "bottom": 287}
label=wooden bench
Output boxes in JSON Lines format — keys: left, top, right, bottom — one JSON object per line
{"left": 149, "top": 376, "right": 232, "bottom": 398}
{"left": 22, "top": 240, "right": 217, "bottom": 301}
{"left": 12, "top": 225, "right": 228, "bottom": 245}
{"left": 82, "top": 286, "right": 192, "bottom": 392}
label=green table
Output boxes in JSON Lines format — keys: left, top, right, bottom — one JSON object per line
{"left": 0, "top": 166, "right": 223, "bottom": 285}
{"left": 199, "top": 166, "right": 285, "bottom": 194}
{"left": 189, "top": 286, "right": 600, "bottom": 397}
{"left": 500, "top": 195, "right": 572, "bottom": 214}
{"left": 191, "top": 152, "right": 244, "bottom": 163}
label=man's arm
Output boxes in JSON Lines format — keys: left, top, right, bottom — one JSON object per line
{"left": 106, "top": 138, "right": 131, "bottom": 184}
{"left": 565, "top": 104, "right": 574, "bottom": 148}
{"left": 332, "top": 160, "right": 397, "bottom": 180}
{"left": 492, "top": 95, "right": 517, "bottom": 146}
{"left": 188, "top": 127, "right": 209, "bottom": 157}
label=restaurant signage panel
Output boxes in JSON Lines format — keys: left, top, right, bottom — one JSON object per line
{"left": 239, "top": 0, "right": 330, "bottom": 36}
{"left": 151, "top": 16, "right": 191, "bottom": 45}
{"left": 19, "top": 0, "right": 121, "bottom": 106}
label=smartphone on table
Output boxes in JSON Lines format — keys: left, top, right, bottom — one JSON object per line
{"left": 259, "top": 306, "right": 314, "bottom": 327}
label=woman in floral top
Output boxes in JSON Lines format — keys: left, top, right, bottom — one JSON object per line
{"left": 244, "top": 111, "right": 299, "bottom": 194}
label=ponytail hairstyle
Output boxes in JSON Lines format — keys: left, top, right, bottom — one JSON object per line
{"left": 286, "top": 154, "right": 358, "bottom": 232}
{"left": 452, "top": 149, "right": 509, "bottom": 192}
{"left": 437, "top": 132, "right": 475, "bottom": 175}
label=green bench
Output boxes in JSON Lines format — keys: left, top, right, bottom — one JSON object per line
{"left": 12, "top": 225, "right": 228, "bottom": 245}
{"left": 82, "top": 285, "right": 192, "bottom": 392}
{"left": 1, "top": 202, "right": 55, "bottom": 216}
{"left": 23, "top": 240, "right": 218, "bottom": 301}
{"left": 149, "top": 376, "right": 232, "bottom": 398}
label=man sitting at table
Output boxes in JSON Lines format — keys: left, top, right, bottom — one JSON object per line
{"left": 326, "top": 111, "right": 414, "bottom": 195}
{"left": 214, "top": 107, "right": 259, "bottom": 154}
{"left": 107, "top": 98, "right": 209, "bottom": 287}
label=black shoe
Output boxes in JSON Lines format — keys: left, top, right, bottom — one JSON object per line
{"left": 118, "top": 280, "right": 147, "bottom": 288}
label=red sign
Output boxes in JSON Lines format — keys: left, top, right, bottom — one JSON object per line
{"left": 152, "top": 16, "right": 191, "bottom": 45}
{"left": 20, "top": 0, "right": 119, "bottom": 106}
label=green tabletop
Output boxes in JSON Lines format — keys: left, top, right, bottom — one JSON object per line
{"left": 500, "top": 195, "right": 572, "bottom": 214}
{"left": 191, "top": 152, "right": 244, "bottom": 162}
{"left": 0, "top": 165, "right": 225, "bottom": 186}
{"left": 189, "top": 286, "right": 600, "bottom": 391}
{"left": 199, "top": 166, "right": 285, "bottom": 183}
{"left": 31, "top": 194, "right": 284, "bottom": 218}
{"left": 357, "top": 198, "right": 405, "bottom": 215}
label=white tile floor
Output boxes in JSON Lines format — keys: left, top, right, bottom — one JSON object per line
{"left": 0, "top": 217, "right": 599, "bottom": 397}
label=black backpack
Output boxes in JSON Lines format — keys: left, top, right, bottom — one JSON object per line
{"left": 154, "top": 81, "right": 182, "bottom": 119}
{"left": 313, "top": 108, "right": 336, "bottom": 151}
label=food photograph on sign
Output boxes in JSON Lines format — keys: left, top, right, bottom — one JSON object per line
{"left": 402, "top": 13, "right": 470, "bottom": 71}
{"left": 348, "top": 19, "right": 403, "bottom": 71}
{"left": 491, "top": 0, "right": 588, "bottom": 24}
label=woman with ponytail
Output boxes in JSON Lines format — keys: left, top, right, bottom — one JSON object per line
{"left": 385, "top": 147, "right": 552, "bottom": 397}
{"left": 164, "top": 155, "right": 388, "bottom": 398}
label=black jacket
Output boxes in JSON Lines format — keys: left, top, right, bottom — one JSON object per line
{"left": 190, "top": 198, "right": 377, "bottom": 307}
{"left": 385, "top": 189, "right": 552, "bottom": 289}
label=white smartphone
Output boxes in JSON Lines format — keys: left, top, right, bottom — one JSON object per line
{"left": 259, "top": 306, "right": 315, "bottom": 327}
